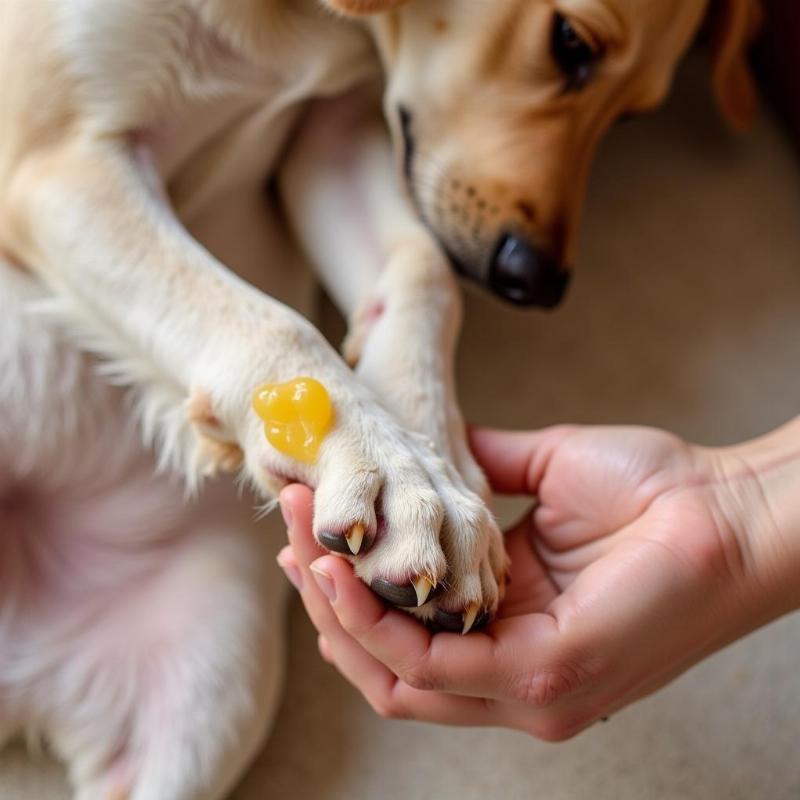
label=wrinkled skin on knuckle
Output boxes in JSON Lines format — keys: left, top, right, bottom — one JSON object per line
{"left": 395, "top": 643, "right": 447, "bottom": 692}
{"left": 400, "top": 663, "right": 440, "bottom": 693}
{"left": 508, "top": 662, "right": 587, "bottom": 709}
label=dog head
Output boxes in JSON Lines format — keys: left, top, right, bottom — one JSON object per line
{"left": 322, "top": 0, "right": 762, "bottom": 308}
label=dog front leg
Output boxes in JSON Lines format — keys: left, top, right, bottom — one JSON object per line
{"left": 2, "top": 137, "right": 383, "bottom": 484}
{"left": 4, "top": 134, "right": 503, "bottom": 630}
{"left": 281, "top": 96, "right": 508, "bottom": 626}
{"left": 281, "top": 92, "right": 488, "bottom": 498}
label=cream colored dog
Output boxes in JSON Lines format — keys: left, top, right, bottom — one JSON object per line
{"left": 0, "top": 1, "right": 759, "bottom": 798}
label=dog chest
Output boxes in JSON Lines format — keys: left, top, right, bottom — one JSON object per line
{"left": 50, "top": 0, "right": 379, "bottom": 203}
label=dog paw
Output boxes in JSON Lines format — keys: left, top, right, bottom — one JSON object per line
{"left": 308, "top": 415, "right": 507, "bottom": 632}
{"left": 191, "top": 371, "right": 507, "bottom": 631}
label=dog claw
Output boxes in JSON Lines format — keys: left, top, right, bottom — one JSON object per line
{"left": 345, "top": 523, "right": 365, "bottom": 555}
{"left": 462, "top": 603, "right": 480, "bottom": 635}
{"left": 413, "top": 576, "right": 435, "bottom": 607}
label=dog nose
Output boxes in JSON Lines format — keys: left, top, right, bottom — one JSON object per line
{"left": 488, "top": 234, "right": 571, "bottom": 308}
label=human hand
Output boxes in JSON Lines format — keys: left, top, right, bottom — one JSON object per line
{"left": 277, "top": 422, "right": 800, "bottom": 739}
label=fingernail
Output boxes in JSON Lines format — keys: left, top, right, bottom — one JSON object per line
{"left": 310, "top": 562, "right": 337, "bottom": 602}
{"left": 276, "top": 555, "right": 303, "bottom": 592}
{"left": 280, "top": 502, "right": 293, "bottom": 528}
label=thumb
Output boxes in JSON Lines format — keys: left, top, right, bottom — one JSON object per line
{"left": 468, "top": 425, "right": 576, "bottom": 496}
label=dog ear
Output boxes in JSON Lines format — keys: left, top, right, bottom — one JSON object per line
{"left": 709, "top": 0, "right": 763, "bottom": 131}
{"left": 320, "top": 0, "right": 410, "bottom": 16}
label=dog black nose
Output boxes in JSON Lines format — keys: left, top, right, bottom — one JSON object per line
{"left": 488, "top": 234, "right": 571, "bottom": 308}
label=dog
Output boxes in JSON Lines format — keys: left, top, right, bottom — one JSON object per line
{"left": 0, "top": 0, "right": 760, "bottom": 797}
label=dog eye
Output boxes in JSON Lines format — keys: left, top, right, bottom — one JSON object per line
{"left": 551, "top": 13, "right": 600, "bottom": 91}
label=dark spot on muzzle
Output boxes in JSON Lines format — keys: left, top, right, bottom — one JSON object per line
{"left": 488, "top": 233, "right": 571, "bottom": 308}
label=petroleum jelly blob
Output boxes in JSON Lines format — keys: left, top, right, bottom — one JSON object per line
{"left": 252, "top": 377, "right": 334, "bottom": 464}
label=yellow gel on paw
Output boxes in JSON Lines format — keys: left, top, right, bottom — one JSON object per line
{"left": 252, "top": 377, "right": 334, "bottom": 464}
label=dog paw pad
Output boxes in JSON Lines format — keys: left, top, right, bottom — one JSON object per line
{"left": 370, "top": 575, "right": 438, "bottom": 608}
{"left": 430, "top": 604, "right": 489, "bottom": 635}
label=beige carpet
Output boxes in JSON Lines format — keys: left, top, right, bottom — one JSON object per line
{"left": 3, "top": 51, "right": 800, "bottom": 799}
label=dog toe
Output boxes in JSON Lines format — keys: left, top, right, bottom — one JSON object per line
{"left": 370, "top": 575, "right": 439, "bottom": 608}
{"left": 317, "top": 522, "right": 372, "bottom": 555}
{"left": 429, "top": 604, "right": 490, "bottom": 635}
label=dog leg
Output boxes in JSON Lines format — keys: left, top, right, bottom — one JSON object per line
{"left": 4, "top": 135, "right": 500, "bottom": 623}
{"left": 281, "top": 93, "right": 508, "bottom": 628}
{"left": 3, "top": 140, "right": 328, "bottom": 477}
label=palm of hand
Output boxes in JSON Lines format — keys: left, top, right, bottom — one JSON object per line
{"left": 498, "top": 427, "right": 727, "bottom": 619}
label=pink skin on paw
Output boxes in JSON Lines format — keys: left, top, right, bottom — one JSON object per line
{"left": 346, "top": 300, "right": 385, "bottom": 365}
{"left": 364, "top": 301, "right": 385, "bottom": 324}
{"left": 358, "top": 300, "right": 386, "bottom": 341}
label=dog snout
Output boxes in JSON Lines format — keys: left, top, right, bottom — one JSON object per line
{"left": 488, "top": 233, "right": 571, "bottom": 308}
